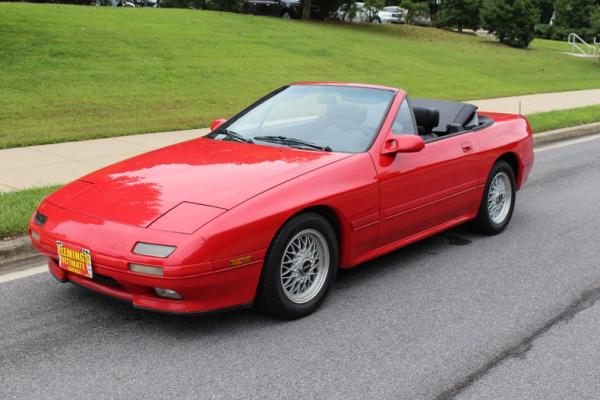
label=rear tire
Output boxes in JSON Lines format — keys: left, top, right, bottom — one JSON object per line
{"left": 472, "top": 160, "right": 516, "bottom": 235}
{"left": 257, "top": 212, "right": 338, "bottom": 319}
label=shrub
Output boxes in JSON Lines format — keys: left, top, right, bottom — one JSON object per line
{"left": 534, "top": 23, "right": 552, "bottom": 39}
{"left": 533, "top": 23, "right": 573, "bottom": 41}
{"left": 482, "top": 0, "right": 539, "bottom": 48}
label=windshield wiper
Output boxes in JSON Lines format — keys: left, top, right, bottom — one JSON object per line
{"left": 253, "top": 136, "right": 332, "bottom": 152}
{"left": 213, "top": 129, "right": 254, "bottom": 144}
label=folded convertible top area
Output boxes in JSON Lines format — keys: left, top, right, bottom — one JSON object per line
{"left": 411, "top": 98, "right": 479, "bottom": 134}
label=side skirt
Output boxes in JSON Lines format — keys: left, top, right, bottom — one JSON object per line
{"left": 345, "top": 213, "right": 476, "bottom": 268}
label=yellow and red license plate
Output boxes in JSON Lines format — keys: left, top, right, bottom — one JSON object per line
{"left": 56, "top": 241, "right": 93, "bottom": 278}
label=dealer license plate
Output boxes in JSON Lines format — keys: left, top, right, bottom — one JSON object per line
{"left": 56, "top": 241, "right": 93, "bottom": 278}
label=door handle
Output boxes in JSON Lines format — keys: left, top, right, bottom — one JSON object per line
{"left": 461, "top": 142, "right": 473, "bottom": 153}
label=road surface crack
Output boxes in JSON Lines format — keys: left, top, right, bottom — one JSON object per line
{"left": 434, "top": 283, "right": 600, "bottom": 400}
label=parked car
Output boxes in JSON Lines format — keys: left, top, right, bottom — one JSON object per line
{"left": 110, "top": 0, "right": 158, "bottom": 7}
{"left": 378, "top": 6, "right": 407, "bottom": 24}
{"left": 412, "top": 14, "right": 431, "bottom": 26}
{"left": 30, "top": 82, "right": 534, "bottom": 319}
{"left": 334, "top": 2, "right": 379, "bottom": 23}
{"left": 334, "top": 3, "right": 404, "bottom": 24}
{"left": 239, "top": 0, "right": 319, "bottom": 19}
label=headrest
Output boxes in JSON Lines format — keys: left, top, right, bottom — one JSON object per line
{"left": 326, "top": 103, "right": 367, "bottom": 125}
{"left": 412, "top": 107, "right": 440, "bottom": 131}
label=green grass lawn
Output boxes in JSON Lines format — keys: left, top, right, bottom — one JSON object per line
{"left": 528, "top": 104, "right": 600, "bottom": 133}
{"left": 0, "top": 186, "right": 60, "bottom": 239}
{"left": 2, "top": 3, "right": 600, "bottom": 149}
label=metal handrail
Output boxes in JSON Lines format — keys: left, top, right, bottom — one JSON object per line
{"left": 568, "top": 33, "right": 598, "bottom": 57}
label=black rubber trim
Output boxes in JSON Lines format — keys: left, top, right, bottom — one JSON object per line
{"left": 133, "top": 302, "right": 253, "bottom": 317}
{"left": 91, "top": 273, "right": 124, "bottom": 289}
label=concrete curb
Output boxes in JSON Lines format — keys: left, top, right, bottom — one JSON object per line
{"left": 0, "top": 236, "right": 36, "bottom": 264}
{"left": 0, "top": 236, "right": 44, "bottom": 275}
{"left": 533, "top": 122, "right": 600, "bottom": 146}
{"left": 1, "top": 122, "right": 600, "bottom": 274}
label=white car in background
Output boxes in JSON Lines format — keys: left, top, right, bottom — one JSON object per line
{"left": 377, "top": 6, "right": 407, "bottom": 24}
{"left": 335, "top": 3, "right": 407, "bottom": 24}
{"left": 334, "top": 2, "right": 375, "bottom": 23}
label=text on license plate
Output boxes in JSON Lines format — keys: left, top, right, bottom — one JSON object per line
{"left": 56, "top": 241, "right": 93, "bottom": 278}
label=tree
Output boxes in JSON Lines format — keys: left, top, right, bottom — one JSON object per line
{"left": 438, "top": 0, "right": 482, "bottom": 32}
{"left": 534, "top": 0, "right": 554, "bottom": 24}
{"left": 591, "top": 8, "right": 600, "bottom": 42}
{"left": 552, "top": 0, "right": 600, "bottom": 40}
{"left": 553, "top": 0, "right": 600, "bottom": 30}
{"left": 401, "top": 0, "right": 430, "bottom": 25}
{"left": 365, "top": 0, "right": 385, "bottom": 16}
{"left": 302, "top": 0, "right": 311, "bottom": 19}
{"left": 338, "top": 0, "right": 358, "bottom": 21}
{"left": 482, "top": 0, "right": 540, "bottom": 48}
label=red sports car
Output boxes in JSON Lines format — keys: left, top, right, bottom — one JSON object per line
{"left": 29, "top": 82, "right": 534, "bottom": 318}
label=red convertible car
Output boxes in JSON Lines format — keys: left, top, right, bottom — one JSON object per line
{"left": 29, "top": 82, "right": 534, "bottom": 318}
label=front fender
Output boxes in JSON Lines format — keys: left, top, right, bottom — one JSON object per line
{"left": 198, "top": 153, "right": 379, "bottom": 270}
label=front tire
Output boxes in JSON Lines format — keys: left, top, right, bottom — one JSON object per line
{"left": 257, "top": 212, "right": 338, "bottom": 319}
{"left": 472, "top": 160, "right": 516, "bottom": 235}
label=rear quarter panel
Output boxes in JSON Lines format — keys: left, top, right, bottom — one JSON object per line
{"left": 476, "top": 112, "right": 534, "bottom": 189}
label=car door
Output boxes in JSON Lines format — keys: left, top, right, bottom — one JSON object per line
{"left": 376, "top": 98, "right": 483, "bottom": 247}
{"left": 244, "top": 0, "right": 269, "bottom": 15}
{"left": 256, "top": 0, "right": 278, "bottom": 15}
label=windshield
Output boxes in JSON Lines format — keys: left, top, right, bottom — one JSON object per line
{"left": 219, "top": 85, "right": 395, "bottom": 153}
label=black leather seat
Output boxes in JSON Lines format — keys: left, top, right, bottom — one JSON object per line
{"left": 413, "top": 106, "right": 439, "bottom": 138}
{"left": 411, "top": 98, "right": 478, "bottom": 134}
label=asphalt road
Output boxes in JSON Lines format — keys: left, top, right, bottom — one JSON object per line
{"left": 1, "top": 136, "right": 600, "bottom": 400}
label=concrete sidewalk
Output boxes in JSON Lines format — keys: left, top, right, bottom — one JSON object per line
{"left": 1, "top": 89, "right": 599, "bottom": 192}
{"left": 469, "top": 88, "right": 600, "bottom": 115}
{"left": 0, "top": 129, "right": 207, "bottom": 192}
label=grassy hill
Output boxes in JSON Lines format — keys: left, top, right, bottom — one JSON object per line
{"left": 1, "top": 3, "right": 600, "bottom": 148}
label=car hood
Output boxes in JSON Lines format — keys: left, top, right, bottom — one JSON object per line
{"left": 47, "top": 138, "right": 352, "bottom": 228}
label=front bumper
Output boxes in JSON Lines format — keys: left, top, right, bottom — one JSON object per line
{"left": 30, "top": 200, "right": 263, "bottom": 314}
{"left": 46, "top": 256, "right": 261, "bottom": 314}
